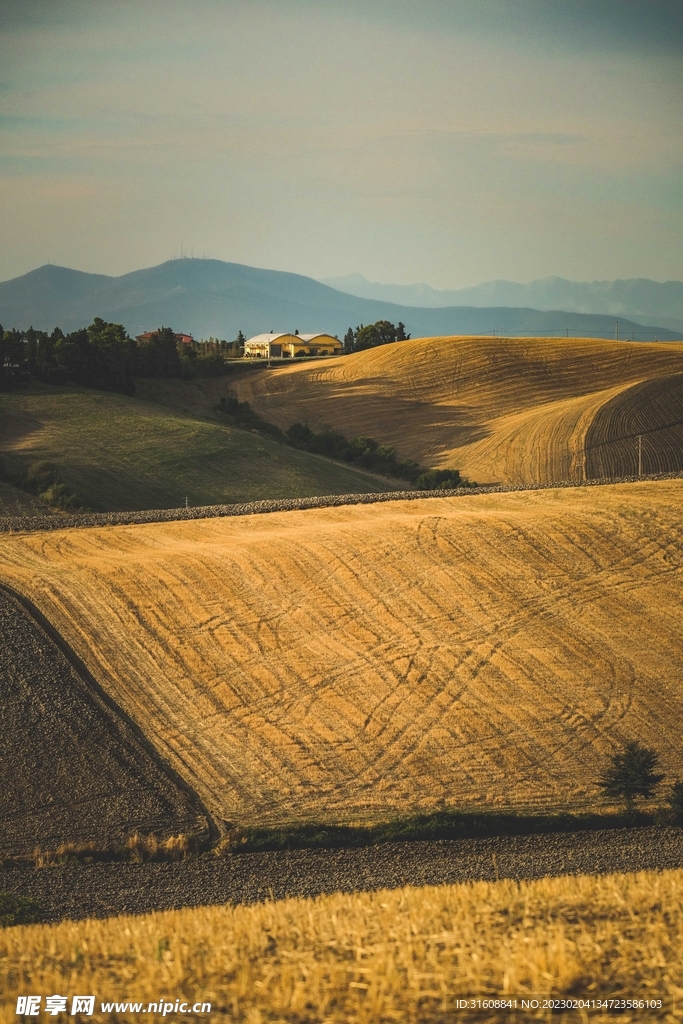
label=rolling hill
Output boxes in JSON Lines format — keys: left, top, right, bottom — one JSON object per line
{"left": 0, "top": 259, "right": 679, "bottom": 341}
{"left": 232, "top": 336, "right": 683, "bottom": 485}
{"left": 1, "top": 481, "right": 682, "bottom": 829}
{"left": 0, "top": 385, "right": 401, "bottom": 513}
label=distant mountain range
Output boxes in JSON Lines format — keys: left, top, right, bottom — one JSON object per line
{"left": 321, "top": 273, "right": 683, "bottom": 334}
{"left": 0, "top": 259, "right": 680, "bottom": 342}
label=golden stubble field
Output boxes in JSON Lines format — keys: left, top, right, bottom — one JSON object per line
{"left": 2, "top": 869, "right": 682, "bottom": 1023}
{"left": 1, "top": 480, "right": 682, "bottom": 828}
{"left": 232, "top": 336, "right": 683, "bottom": 484}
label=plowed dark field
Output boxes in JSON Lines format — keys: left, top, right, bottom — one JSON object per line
{"left": 0, "top": 587, "right": 205, "bottom": 855}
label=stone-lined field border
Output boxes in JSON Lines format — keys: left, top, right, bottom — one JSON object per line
{"left": 1, "top": 471, "right": 682, "bottom": 534}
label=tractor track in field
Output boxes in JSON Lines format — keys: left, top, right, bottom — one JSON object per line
{"left": 1, "top": 471, "right": 682, "bottom": 534}
{"left": 2, "top": 826, "right": 683, "bottom": 925}
{"left": 3, "top": 478, "right": 683, "bottom": 827}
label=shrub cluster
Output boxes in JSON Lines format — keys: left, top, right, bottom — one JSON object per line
{"left": 415, "top": 468, "right": 462, "bottom": 490}
{"left": 0, "top": 892, "right": 42, "bottom": 927}
{"left": 0, "top": 459, "right": 80, "bottom": 511}
{"left": 285, "top": 422, "right": 422, "bottom": 482}
{"left": 216, "top": 395, "right": 285, "bottom": 440}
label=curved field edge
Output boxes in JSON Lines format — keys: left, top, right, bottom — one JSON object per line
{"left": 1, "top": 868, "right": 681, "bottom": 1023}
{"left": 586, "top": 372, "right": 683, "bottom": 480}
{"left": 452, "top": 381, "right": 634, "bottom": 485}
{"left": 232, "top": 336, "right": 683, "bottom": 485}
{"left": 0, "top": 582, "right": 215, "bottom": 854}
{"left": 1, "top": 481, "right": 682, "bottom": 829}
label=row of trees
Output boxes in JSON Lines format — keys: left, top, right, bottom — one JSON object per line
{"left": 343, "top": 320, "right": 410, "bottom": 354}
{"left": 0, "top": 321, "right": 244, "bottom": 394}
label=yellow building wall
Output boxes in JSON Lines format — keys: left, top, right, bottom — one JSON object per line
{"left": 283, "top": 338, "right": 342, "bottom": 357}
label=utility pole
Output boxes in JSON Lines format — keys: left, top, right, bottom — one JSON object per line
{"left": 185, "top": 496, "right": 189, "bottom": 508}
{"left": 638, "top": 435, "right": 642, "bottom": 478}
{"left": 615, "top": 320, "right": 619, "bottom": 341}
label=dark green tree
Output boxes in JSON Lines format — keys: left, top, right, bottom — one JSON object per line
{"left": 70, "top": 318, "right": 135, "bottom": 392}
{"left": 668, "top": 780, "right": 683, "bottom": 824}
{"left": 375, "top": 320, "right": 397, "bottom": 345}
{"left": 0, "top": 324, "right": 6, "bottom": 391}
{"left": 355, "top": 320, "right": 402, "bottom": 352}
{"left": 597, "top": 740, "right": 664, "bottom": 813}
{"left": 354, "top": 323, "right": 378, "bottom": 351}
{"left": 396, "top": 321, "right": 410, "bottom": 341}
{"left": 137, "top": 326, "right": 182, "bottom": 378}
{"left": 34, "top": 328, "right": 61, "bottom": 378}
{"left": 286, "top": 422, "right": 316, "bottom": 448}
{"left": 343, "top": 327, "right": 355, "bottom": 354}
{"left": 2, "top": 328, "right": 29, "bottom": 384}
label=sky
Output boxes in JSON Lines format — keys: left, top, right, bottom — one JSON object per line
{"left": 0, "top": 0, "right": 682, "bottom": 288}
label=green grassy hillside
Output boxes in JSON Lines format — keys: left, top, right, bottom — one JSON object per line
{"left": 0, "top": 385, "right": 399, "bottom": 513}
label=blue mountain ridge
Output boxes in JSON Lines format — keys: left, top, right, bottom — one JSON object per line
{"left": 0, "top": 259, "right": 679, "bottom": 342}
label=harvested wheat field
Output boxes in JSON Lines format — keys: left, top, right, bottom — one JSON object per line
{"left": 2, "top": 868, "right": 682, "bottom": 1023}
{"left": 586, "top": 373, "right": 683, "bottom": 479}
{"left": 1, "top": 480, "right": 682, "bottom": 828}
{"left": 232, "top": 336, "right": 683, "bottom": 484}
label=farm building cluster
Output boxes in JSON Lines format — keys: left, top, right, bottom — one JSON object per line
{"left": 134, "top": 329, "right": 342, "bottom": 359}
{"left": 244, "top": 333, "right": 342, "bottom": 358}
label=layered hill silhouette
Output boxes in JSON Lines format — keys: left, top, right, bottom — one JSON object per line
{"left": 321, "top": 273, "right": 683, "bottom": 333}
{"left": 233, "top": 336, "right": 683, "bottom": 485}
{"left": 0, "top": 259, "right": 679, "bottom": 341}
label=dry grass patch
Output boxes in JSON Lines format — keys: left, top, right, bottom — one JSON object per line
{"left": 1, "top": 481, "right": 682, "bottom": 828}
{"left": 232, "top": 336, "right": 683, "bottom": 484}
{"left": 2, "top": 869, "right": 682, "bottom": 1022}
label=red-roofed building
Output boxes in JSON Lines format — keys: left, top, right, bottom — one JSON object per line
{"left": 136, "top": 330, "right": 195, "bottom": 345}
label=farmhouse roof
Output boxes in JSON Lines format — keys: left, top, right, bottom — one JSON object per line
{"left": 136, "top": 329, "right": 194, "bottom": 344}
{"left": 297, "top": 333, "right": 337, "bottom": 342}
{"left": 245, "top": 333, "right": 297, "bottom": 344}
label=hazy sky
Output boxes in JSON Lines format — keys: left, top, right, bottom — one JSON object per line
{"left": 1, "top": 0, "right": 682, "bottom": 287}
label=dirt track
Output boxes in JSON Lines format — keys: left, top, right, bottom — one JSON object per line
{"left": 2, "top": 825, "right": 682, "bottom": 924}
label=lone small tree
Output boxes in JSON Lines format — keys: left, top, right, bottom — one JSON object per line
{"left": 597, "top": 740, "right": 664, "bottom": 814}
{"left": 668, "top": 780, "right": 683, "bottom": 824}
